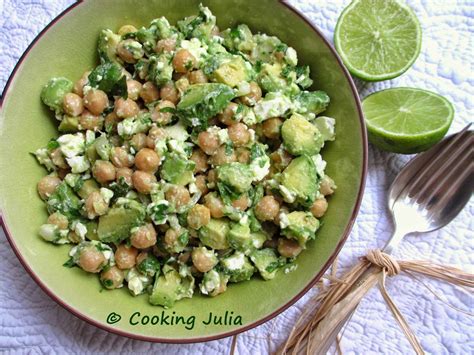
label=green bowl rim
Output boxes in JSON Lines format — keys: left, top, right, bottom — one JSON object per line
{"left": 0, "top": 0, "right": 368, "bottom": 344}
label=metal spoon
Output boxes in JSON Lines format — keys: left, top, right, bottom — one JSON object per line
{"left": 311, "top": 125, "right": 473, "bottom": 354}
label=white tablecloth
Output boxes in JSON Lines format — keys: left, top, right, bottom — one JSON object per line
{"left": 0, "top": 1, "right": 472, "bottom": 353}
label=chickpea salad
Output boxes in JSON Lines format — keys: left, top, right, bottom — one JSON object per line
{"left": 34, "top": 5, "right": 336, "bottom": 308}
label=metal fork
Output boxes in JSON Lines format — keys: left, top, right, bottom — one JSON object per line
{"left": 313, "top": 125, "right": 473, "bottom": 354}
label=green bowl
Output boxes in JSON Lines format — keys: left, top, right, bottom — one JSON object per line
{"left": 0, "top": 0, "right": 367, "bottom": 343}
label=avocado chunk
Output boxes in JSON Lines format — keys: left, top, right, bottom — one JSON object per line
{"left": 214, "top": 57, "right": 248, "bottom": 88}
{"left": 97, "top": 29, "right": 122, "bottom": 64}
{"left": 177, "top": 83, "right": 235, "bottom": 130}
{"left": 58, "top": 116, "right": 79, "bottom": 132}
{"left": 97, "top": 199, "right": 146, "bottom": 243}
{"left": 46, "top": 182, "right": 81, "bottom": 220}
{"left": 281, "top": 211, "right": 320, "bottom": 246}
{"left": 222, "top": 24, "right": 255, "bottom": 52}
{"left": 217, "top": 163, "right": 254, "bottom": 195}
{"left": 41, "top": 77, "right": 73, "bottom": 114}
{"left": 85, "top": 220, "right": 99, "bottom": 241}
{"left": 199, "top": 269, "right": 229, "bottom": 296}
{"left": 88, "top": 62, "right": 127, "bottom": 97}
{"left": 220, "top": 252, "right": 255, "bottom": 283}
{"left": 258, "top": 62, "right": 287, "bottom": 93}
{"left": 160, "top": 153, "right": 195, "bottom": 186}
{"left": 280, "top": 155, "right": 318, "bottom": 206}
{"left": 293, "top": 90, "right": 330, "bottom": 115}
{"left": 250, "top": 248, "right": 284, "bottom": 280}
{"left": 94, "top": 135, "right": 112, "bottom": 161}
{"left": 149, "top": 265, "right": 194, "bottom": 308}
{"left": 281, "top": 114, "right": 324, "bottom": 156}
{"left": 228, "top": 223, "right": 267, "bottom": 254}
{"left": 77, "top": 179, "right": 100, "bottom": 199}
{"left": 198, "top": 218, "right": 230, "bottom": 250}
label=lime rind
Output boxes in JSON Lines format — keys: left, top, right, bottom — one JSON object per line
{"left": 334, "top": 0, "right": 422, "bottom": 82}
{"left": 362, "top": 88, "right": 454, "bottom": 154}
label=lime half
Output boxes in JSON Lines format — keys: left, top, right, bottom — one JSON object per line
{"left": 335, "top": 0, "right": 422, "bottom": 81}
{"left": 362, "top": 88, "right": 454, "bottom": 154}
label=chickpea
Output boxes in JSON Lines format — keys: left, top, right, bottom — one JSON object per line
{"left": 206, "top": 169, "right": 217, "bottom": 185}
{"left": 255, "top": 195, "right": 280, "bottom": 221}
{"left": 85, "top": 191, "right": 109, "bottom": 219}
{"left": 236, "top": 147, "right": 251, "bottom": 164}
{"left": 187, "top": 204, "right": 211, "bottom": 230}
{"left": 217, "top": 102, "right": 238, "bottom": 125}
{"left": 190, "top": 149, "right": 209, "bottom": 173}
{"left": 270, "top": 149, "right": 293, "bottom": 171}
{"left": 160, "top": 82, "right": 179, "bottom": 105}
{"left": 240, "top": 82, "right": 262, "bottom": 106}
{"left": 114, "top": 97, "right": 139, "bottom": 119}
{"left": 197, "top": 131, "right": 220, "bottom": 155}
{"left": 146, "top": 126, "right": 167, "bottom": 149}
{"left": 118, "top": 24, "right": 137, "bottom": 36}
{"left": 47, "top": 212, "right": 68, "bottom": 229}
{"left": 115, "top": 244, "right": 138, "bottom": 270}
{"left": 68, "top": 231, "right": 82, "bottom": 244}
{"left": 126, "top": 80, "right": 142, "bottom": 101}
{"left": 50, "top": 148, "right": 67, "bottom": 169}
{"left": 165, "top": 185, "right": 191, "bottom": 209}
{"left": 311, "top": 197, "right": 328, "bottom": 218}
{"left": 135, "top": 148, "right": 161, "bottom": 173}
{"left": 63, "top": 93, "right": 84, "bottom": 117}
{"left": 320, "top": 176, "right": 336, "bottom": 196}
{"left": 278, "top": 238, "right": 303, "bottom": 258}
{"left": 203, "top": 192, "right": 224, "bottom": 218}
{"left": 155, "top": 38, "right": 176, "bottom": 53}
{"left": 178, "top": 251, "right": 191, "bottom": 264}
{"left": 194, "top": 175, "right": 209, "bottom": 195}
{"left": 188, "top": 70, "right": 208, "bottom": 84}
{"left": 121, "top": 69, "right": 133, "bottom": 80}
{"left": 210, "top": 145, "right": 236, "bottom": 166}
{"left": 117, "top": 39, "right": 144, "bottom": 63}
{"left": 79, "top": 110, "right": 104, "bottom": 131}
{"left": 164, "top": 228, "right": 179, "bottom": 248}
{"left": 110, "top": 147, "right": 134, "bottom": 168}
{"left": 151, "top": 100, "right": 175, "bottom": 125}
{"left": 192, "top": 247, "right": 217, "bottom": 273}
{"left": 140, "top": 81, "right": 160, "bottom": 104}
{"left": 228, "top": 123, "right": 250, "bottom": 147}
{"left": 100, "top": 266, "right": 124, "bottom": 289}
{"left": 79, "top": 246, "right": 106, "bottom": 273}
{"left": 73, "top": 71, "right": 90, "bottom": 97}
{"left": 232, "top": 194, "right": 250, "bottom": 211}
{"left": 37, "top": 175, "right": 61, "bottom": 200}
{"left": 104, "top": 112, "right": 120, "bottom": 133}
{"left": 116, "top": 167, "right": 133, "bottom": 185}
{"left": 57, "top": 168, "right": 70, "bottom": 180}
{"left": 262, "top": 117, "right": 283, "bottom": 139}
{"left": 132, "top": 170, "right": 157, "bottom": 194}
{"left": 172, "top": 49, "right": 197, "bottom": 73}
{"left": 130, "top": 133, "right": 147, "bottom": 151}
{"left": 92, "top": 160, "right": 116, "bottom": 184}
{"left": 131, "top": 223, "right": 157, "bottom": 249}
{"left": 83, "top": 89, "right": 108, "bottom": 115}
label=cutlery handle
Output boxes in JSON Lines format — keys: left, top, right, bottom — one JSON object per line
{"left": 310, "top": 265, "right": 381, "bottom": 354}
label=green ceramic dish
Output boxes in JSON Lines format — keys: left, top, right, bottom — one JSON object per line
{"left": 0, "top": 0, "right": 367, "bottom": 343}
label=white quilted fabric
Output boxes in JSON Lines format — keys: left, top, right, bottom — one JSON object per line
{"left": 0, "top": 0, "right": 472, "bottom": 353}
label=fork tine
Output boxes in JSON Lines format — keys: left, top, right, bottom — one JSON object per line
{"left": 405, "top": 126, "right": 472, "bottom": 201}
{"left": 426, "top": 140, "right": 474, "bottom": 214}
{"left": 412, "top": 131, "right": 473, "bottom": 205}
